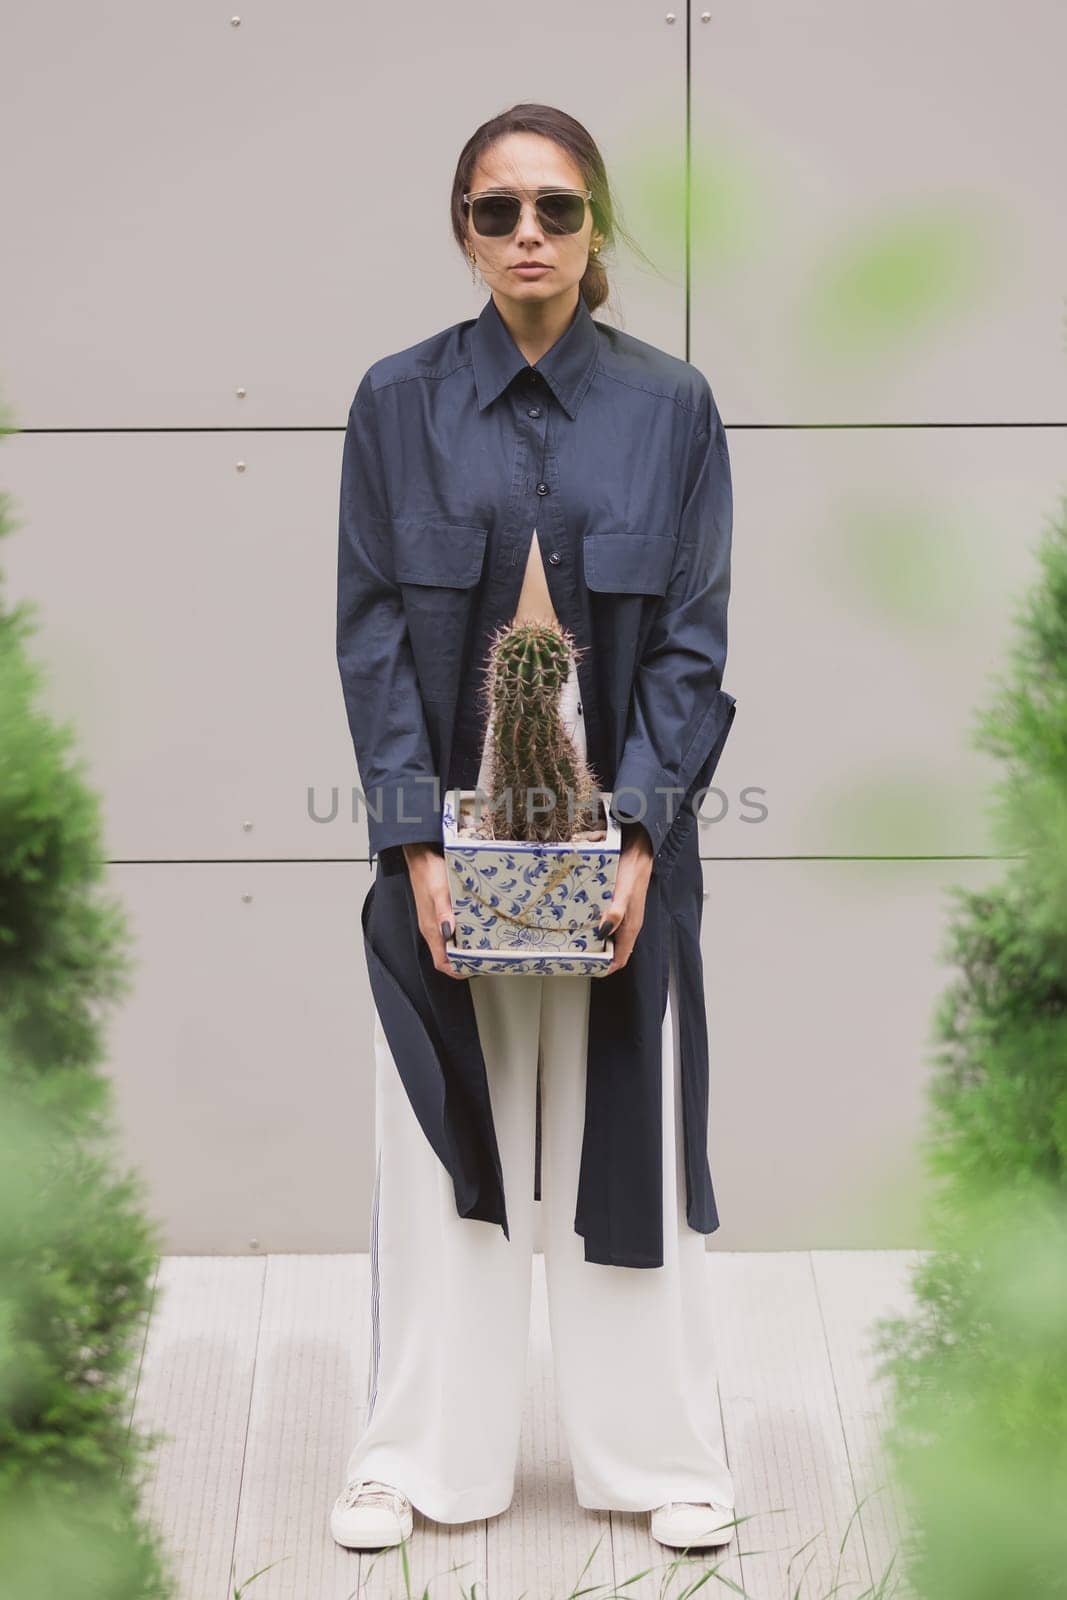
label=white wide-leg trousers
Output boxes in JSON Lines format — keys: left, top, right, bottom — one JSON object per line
{"left": 343, "top": 961, "right": 735, "bottom": 1524}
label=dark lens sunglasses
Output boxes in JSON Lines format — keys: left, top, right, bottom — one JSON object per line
{"left": 463, "top": 188, "right": 593, "bottom": 238}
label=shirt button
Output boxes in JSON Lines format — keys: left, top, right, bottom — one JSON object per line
{"left": 527, "top": 407, "right": 542, "bottom": 418}
{"left": 536, "top": 482, "right": 549, "bottom": 495}
{"left": 548, "top": 551, "right": 561, "bottom": 565}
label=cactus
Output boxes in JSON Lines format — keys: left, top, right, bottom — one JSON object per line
{"left": 474, "top": 617, "right": 603, "bottom": 843}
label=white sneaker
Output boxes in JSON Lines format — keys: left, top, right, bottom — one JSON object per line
{"left": 329, "top": 1477, "right": 414, "bottom": 1549}
{"left": 650, "top": 1499, "right": 736, "bottom": 1550}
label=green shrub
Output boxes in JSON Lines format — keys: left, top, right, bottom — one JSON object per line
{"left": 874, "top": 494, "right": 1067, "bottom": 1600}
{"left": 0, "top": 428, "right": 175, "bottom": 1596}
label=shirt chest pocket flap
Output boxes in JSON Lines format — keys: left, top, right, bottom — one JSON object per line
{"left": 393, "top": 520, "right": 489, "bottom": 587}
{"left": 582, "top": 532, "right": 674, "bottom": 596}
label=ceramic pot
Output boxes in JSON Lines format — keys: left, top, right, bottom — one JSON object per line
{"left": 441, "top": 789, "right": 622, "bottom": 976}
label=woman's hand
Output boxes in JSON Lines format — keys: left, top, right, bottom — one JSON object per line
{"left": 402, "top": 842, "right": 467, "bottom": 980}
{"left": 598, "top": 822, "right": 655, "bottom": 975}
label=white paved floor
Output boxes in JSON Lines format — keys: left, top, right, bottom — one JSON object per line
{"left": 128, "top": 1249, "right": 919, "bottom": 1600}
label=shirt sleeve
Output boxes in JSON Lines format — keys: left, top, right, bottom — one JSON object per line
{"left": 608, "top": 380, "right": 737, "bottom": 857}
{"left": 336, "top": 371, "right": 444, "bottom": 858}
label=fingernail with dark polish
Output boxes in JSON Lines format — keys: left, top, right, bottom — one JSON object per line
{"left": 441, "top": 920, "right": 453, "bottom": 943}
{"left": 595, "top": 921, "right": 612, "bottom": 940}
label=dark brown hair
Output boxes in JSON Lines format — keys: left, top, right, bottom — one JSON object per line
{"left": 450, "top": 104, "right": 646, "bottom": 315}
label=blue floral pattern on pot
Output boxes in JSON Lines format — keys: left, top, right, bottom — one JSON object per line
{"left": 442, "top": 790, "right": 622, "bottom": 977}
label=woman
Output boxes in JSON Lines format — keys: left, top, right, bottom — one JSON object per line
{"left": 331, "top": 104, "right": 739, "bottom": 1553}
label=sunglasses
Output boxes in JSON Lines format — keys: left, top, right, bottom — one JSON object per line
{"left": 463, "top": 187, "right": 593, "bottom": 238}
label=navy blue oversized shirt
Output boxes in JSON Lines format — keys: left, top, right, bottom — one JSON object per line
{"left": 337, "top": 290, "right": 737, "bottom": 1268}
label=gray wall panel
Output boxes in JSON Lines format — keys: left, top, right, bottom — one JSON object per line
{"left": 0, "top": 0, "right": 688, "bottom": 427}
{"left": 712, "top": 421, "right": 1064, "bottom": 857}
{"left": 691, "top": 0, "right": 1067, "bottom": 423}
{"left": 104, "top": 860, "right": 376, "bottom": 1254}
{"left": 701, "top": 857, "right": 1004, "bottom": 1250}
{"left": 3, "top": 428, "right": 367, "bottom": 861}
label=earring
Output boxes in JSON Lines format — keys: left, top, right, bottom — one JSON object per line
{"left": 468, "top": 249, "right": 478, "bottom": 285}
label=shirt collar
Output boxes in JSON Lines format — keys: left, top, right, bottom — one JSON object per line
{"left": 471, "top": 291, "right": 599, "bottom": 420}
